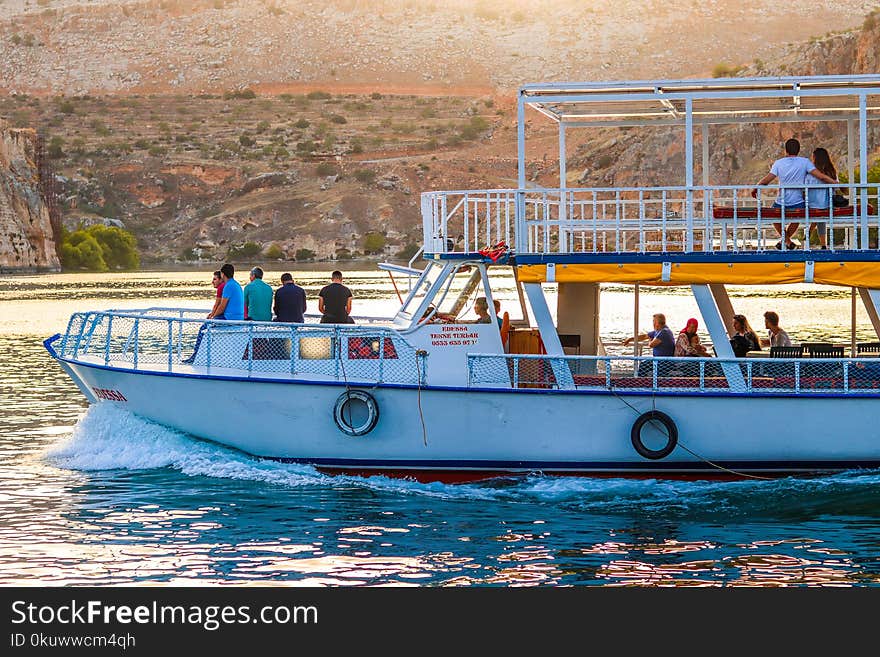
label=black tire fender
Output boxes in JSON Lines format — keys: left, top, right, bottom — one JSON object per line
{"left": 334, "top": 390, "right": 380, "bottom": 437}
{"left": 631, "top": 410, "right": 678, "bottom": 460}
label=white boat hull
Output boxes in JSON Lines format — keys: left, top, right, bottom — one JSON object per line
{"left": 60, "top": 357, "right": 880, "bottom": 482}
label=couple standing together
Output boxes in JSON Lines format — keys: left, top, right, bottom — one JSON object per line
{"left": 753, "top": 138, "right": 844, "bottom": 250}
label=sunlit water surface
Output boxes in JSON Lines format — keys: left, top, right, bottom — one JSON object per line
{"left": 2, "top": 269, "right": 880, "bottom": 586}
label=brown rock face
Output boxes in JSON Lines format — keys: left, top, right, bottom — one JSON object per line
{"left": 0, "top": 120, "right": 59, "bottom": 271}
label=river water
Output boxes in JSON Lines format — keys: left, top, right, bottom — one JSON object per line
{"left": 2, "top": 269, "right": 880, "bottom": 586}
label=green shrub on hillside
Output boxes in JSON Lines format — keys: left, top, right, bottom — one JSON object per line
{"left": 354, "top": 169, "right": 375, "bottom": 183}
{"left": 712, "top": 62, "right": 743, "bottom": 78}
{"left": 295, "top": 248, "right": 316, "bottom": 261}
{"left": 839, "top": 160, "right": 880, "bottom": 198}
{"left": 226, "top": 241, "right": 262, "bottom": 261}
{"left": 47, "top": 136, "right": 64, "bottom": 159}
{"left": 60, "top": 225, "right": 139, "bottom": 271}
{"left": 264, "top": 243, "right": 284, "bottom": 259}
{"left": 362, "top": 232, "right": 386, "bottom": 255}
{"left": 224, "top": 88, "right": 257, "bottom": 100}
{"left": 306, "top": 91, "right": 332, "bottom": 100}
{"left": 315, "top": 162, "right": 337, "bottom": 176}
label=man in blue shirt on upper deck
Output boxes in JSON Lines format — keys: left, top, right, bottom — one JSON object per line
{"left": 216, "top": 263, "right": 244, "bottom": 321}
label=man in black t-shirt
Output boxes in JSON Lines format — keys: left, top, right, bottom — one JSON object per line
{"left": 318, "top": 270, "right": 354, "bottom": 324}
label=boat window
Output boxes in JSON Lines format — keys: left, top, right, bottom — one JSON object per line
{"left": 396, "top": 261, "right": 440, "bottom": 321}
{"left": 433, "top": 265, "right": 487, "bottom": 322}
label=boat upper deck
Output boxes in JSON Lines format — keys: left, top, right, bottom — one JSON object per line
{"left": 421, "top": 75, "right": 880, "bottom": 271}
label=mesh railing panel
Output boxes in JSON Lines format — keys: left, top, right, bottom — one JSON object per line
{"left": 468, "top": 354, "right": 880, "bottom": 395}
{"left": 60, "top": 311, "right": 427, "bottom": 385}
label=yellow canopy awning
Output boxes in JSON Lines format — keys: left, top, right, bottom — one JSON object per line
{"left": 516, "top": 261, "right": 880, "bottom": 287}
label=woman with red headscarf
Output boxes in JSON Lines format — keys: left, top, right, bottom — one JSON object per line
{"left": 674, "top": 317, "right": 701, "bottom": 356}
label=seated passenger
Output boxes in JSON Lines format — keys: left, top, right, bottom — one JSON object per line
{"left": 474, "top": 297, "right": 492, "bottom": 324}
{"left": 690, "top": 334, "right": 709, "bottom": 357}
{"left": 494, "top": 299, "right": 511, "bottom": 349}
{"left": 730, "top": 314, "right": 761, "bottom": 358}
{"left": 674, "top": 318, "right": 700, "bottom": 356}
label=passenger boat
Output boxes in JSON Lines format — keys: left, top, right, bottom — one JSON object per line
{"left": 46, "top": 75, "right": 880, "bottom": 482}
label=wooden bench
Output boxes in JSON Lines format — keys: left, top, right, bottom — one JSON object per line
{"left": 712, "top": 204, "right": 876, "bottom": 220}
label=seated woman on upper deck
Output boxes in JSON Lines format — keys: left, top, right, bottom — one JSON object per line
{"left": 730, "top": 314, "right": 762, "bottom": 357}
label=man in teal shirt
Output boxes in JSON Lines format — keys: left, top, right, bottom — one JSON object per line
{"left": 243, "top": 267, "right": 274, "bottom": 321}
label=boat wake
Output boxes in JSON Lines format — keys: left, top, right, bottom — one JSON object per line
{"left": 48, "top": 405, "right": 880, "bottom": 517}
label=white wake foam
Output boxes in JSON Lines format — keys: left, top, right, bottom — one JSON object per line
{"left": 46, "top": 405, "right": 880, "bottom": 511}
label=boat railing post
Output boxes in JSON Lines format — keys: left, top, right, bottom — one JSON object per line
{"left": 133, "top": 318, "right": 139, "bottom": 370}
{"left": 614, "top": 190, "right": 621, "bottom": 252}
{"left": 334, "top": 327, "right": 341, "bottom": 379}
{"left": 378, "top": 330, "right": 385, "bottom": 383}
{"left": 206, "top": 322, "right": 212, "bottom": 369}
{"left": 290, "top": 326, "right": 297, "bottom": 376}
{"left": 844, "top": 360, "right": 850, "bottom": 394}
{"left": 699, "top": 359, "right": 705, "bottom": 391}
{"left": 247, "top": 323, "right": 254, "bottom": 375}
{"left": 661, "top": 190, "right": 668, "bottom": 251}
{"left": 638, "top": 190, "right": 645, "bottom": 253}
{"left": 795, "top": 359, "right": 801, "bottom": 393}
{"left": 166, "top": 319, "right": 173, "bottom": 371}
{"left": 513, "top": 356, "right": 519, "bottom": 388}
{"left": 463, "top": 192, "right": 470, "bottom": 251}
{"left": 730, "top": 188, "right": 739, "bottom": 252}
{"left": 685, "top": 97, "right": 694, "bottom": 252}
{"left": 756, "top": 189, "right": 763, "bottom": 250}
{"left": 104, "top": 315, "right": 113, "bottom": 366}
{"left": 828, "top": 201, "right": 835, "bottom": 252}
{"left": 859, "top": 94, "right": 869, "bottom": 250}
{"left": 176, "top": 311, "right": 183, "bottom": 360}
{"left": 746, "top": 360, "right": 752, "bottom": 393}
{"left": 652, "top": 358, "right": 658, "bottom": 391}
{"left": 605, "top": 357, "right": 611, "bottom": 389}
{"left": 804, "top": 190, "right": 811, "bottom": 252}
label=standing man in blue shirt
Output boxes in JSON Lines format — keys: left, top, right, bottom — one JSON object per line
{"left": 623, "top": 313, "right": 676, "bottom": 357}
{"left": 623, "top": 313, "right": 676, "bottom": 376}
{"left": 243, "top": 267, "right": 274, "bottom": 321}
{"left": 216, "top": 263, "right": 244, "bottom": 321}
{"left": 273, "top": 272, "right": 307, "bottom": 323}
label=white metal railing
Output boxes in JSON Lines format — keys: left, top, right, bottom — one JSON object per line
{"left": 467, "top": 353, "right": 880, "bottom": 395}
{"left": 422, "top": 184, "right": 880, "bottom": 255}
{"left": 59, "top": 310, "right": 427, "bottom": 385}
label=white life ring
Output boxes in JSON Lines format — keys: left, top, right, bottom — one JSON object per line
{"left": 333, "top": 390, "right": 380, "bottom": 436}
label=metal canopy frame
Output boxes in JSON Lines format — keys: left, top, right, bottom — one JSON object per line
{"left": 515, "top": 75, "right": 879, "bottom": 251}
{"left": 519, "top": 75, "right": 880, "bottom": 127}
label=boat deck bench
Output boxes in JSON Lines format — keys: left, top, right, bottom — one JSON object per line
{"left": 712, "top": 204, "right": 876, "bottom": 220}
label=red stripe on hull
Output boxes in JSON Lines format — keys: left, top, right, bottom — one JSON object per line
{"left": 315, "top": 467, "right": 778, "bottom": 484}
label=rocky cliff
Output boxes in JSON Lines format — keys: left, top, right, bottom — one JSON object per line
{"left": 0, "top": 120, "right": 60, "bottom": 270}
